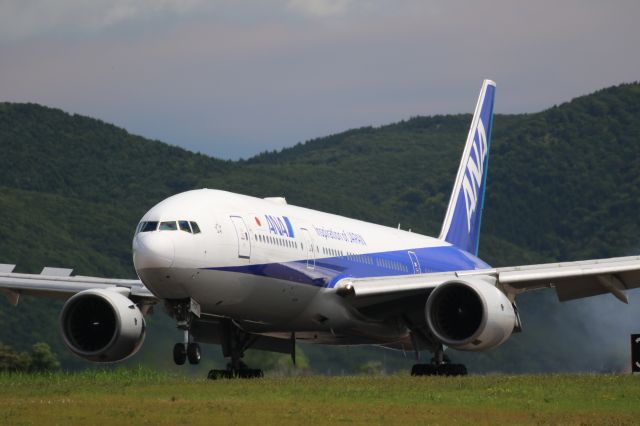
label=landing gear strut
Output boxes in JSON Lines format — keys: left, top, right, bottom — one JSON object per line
{"left": 411, "top": 345, "right": 467, "bottom": 376}
{"left": 170, "top": 299, "right": 202, "bottom": 366}
{"left": 207, "top": 319, "right": 264, "bottom": 380}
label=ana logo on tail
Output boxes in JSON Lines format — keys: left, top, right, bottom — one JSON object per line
{"left": 461, "top": 119, "right": 488, "bottom": 232}
{"left": 439, "top": 79, "right": 495, "bottom": 255}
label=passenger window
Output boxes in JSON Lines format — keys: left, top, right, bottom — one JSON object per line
{"left": 179, "top": 221, "right": 192, "bottom": 233}
{"left": 141, "top": 221, "right": 158, "bottom": 232}
{"left": 190, "top": 222, "right": 201, "bottom": 234}
{"left": 159, "top": 221, "right": 177, "bottom": 231}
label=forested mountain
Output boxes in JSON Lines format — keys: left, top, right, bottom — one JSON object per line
{"left": 1, "top": 82, "right": 639, "bottom": 374}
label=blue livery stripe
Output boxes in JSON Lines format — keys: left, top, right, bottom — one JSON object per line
{"left": 203, "top": 245, "right": 490, "bottom": 288}
{"left": 283, "top": 217, "right": 295, "bottom": 238}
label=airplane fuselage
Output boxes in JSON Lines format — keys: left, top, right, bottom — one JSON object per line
{"left": 132, "top": 189, "right": 489, "bottom": 346}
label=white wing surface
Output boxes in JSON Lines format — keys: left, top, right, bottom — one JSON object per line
{"left": 0, "top": 264, "right": 156, "bottom": 306}
{"left": 335, "top": 255, "right": 640, "bottom": 305}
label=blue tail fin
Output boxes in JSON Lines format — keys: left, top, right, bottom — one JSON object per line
{"left": 439, "top": 80, "right": 496, "bottom": 255}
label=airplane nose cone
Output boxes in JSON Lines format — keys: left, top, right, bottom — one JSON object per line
{"left": 133, "top": 233, "right": 175, "bottom": 270}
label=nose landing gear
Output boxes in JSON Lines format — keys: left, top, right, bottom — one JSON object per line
{"left": 169, "top": 299, "right": 202, "bottom": 366}
{"left": 173, "top": 341, "right": 202, "bottom": 365}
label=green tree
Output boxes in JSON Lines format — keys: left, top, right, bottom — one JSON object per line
{"left": 29, "top": 342, "right": 60, "bottom": 372}
{"left": 0, "top": 343, "right": 31, "bottom": 372}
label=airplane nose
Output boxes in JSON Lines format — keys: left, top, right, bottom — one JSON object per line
{"left": 133, "top": 232, "right": 175, "bottom": 270}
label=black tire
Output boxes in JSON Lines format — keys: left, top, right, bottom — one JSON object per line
{"left": 187, "top": 343, "right": 201, "bottom": 365}
{"left": 453, "top": 364, "right": 468, "bottom": 376}
{"left": 411, "top": 364, "right": 423, "bottom": 376}
{"left": 411, "top": 364, "right": 436, "bottom": 376}
{"left": 412, "top": 363, "right": 467, "bottom": 376}
{"left": 173, "top": 343, "right": 186, "bottom": 365}
{"left": 208, "top": 369, "right": 230, "bottom": 380}
{"left": 239, "top": 368, "right": 263, "bottom": 379}
{"left": 438, "top": 364, "right": 468, "bottom": 376}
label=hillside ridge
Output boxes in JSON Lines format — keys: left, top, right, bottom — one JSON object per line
{"left": 1, "top": 81, "right": 639, "bottom": 373}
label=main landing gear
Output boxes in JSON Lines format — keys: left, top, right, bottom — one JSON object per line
{"left": 411, "top": 345, "right": 468, "bottom": 377}
{"left": 207, "top": 319, "right": 264, "bottom": 380}
{"left": 207, "top": 362, "right": 263, "bottom": 380}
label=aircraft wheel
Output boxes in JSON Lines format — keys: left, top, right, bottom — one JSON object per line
{"left": 207, "top": 369, "right": 232, "bottom": 380}
{"left": 187, "top": 342, "right": 201, "bottom": 365}
{"left": 239, "top": 368, "right": 263, "bottom": 379}
{"left": 411, "top": 363, "right": 467, "bottom": 376}
{"left": 173, "top": 343, "right": 187, "bottom": 365}
{"left": 437, "top": 363, "right": 468, "bottom": 376}
{"left": 411, "top": 364, "right": 436, "bottom": 376}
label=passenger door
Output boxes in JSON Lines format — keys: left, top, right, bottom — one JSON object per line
{"left": 300, "top": 228, "right": 315, "bottom": 269}
{"left": 230, "top": 216, "right": 251, "bottom": 259}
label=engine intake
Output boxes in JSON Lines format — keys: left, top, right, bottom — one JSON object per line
{"left": 426, "top": 278, "right": 516, "bottom": 351}
{"left": 60, "top": 289, "right": 146, "bottom": 362}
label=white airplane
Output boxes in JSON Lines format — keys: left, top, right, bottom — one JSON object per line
{"left": 1, "top": 80, "right": 639, "bottom": 378}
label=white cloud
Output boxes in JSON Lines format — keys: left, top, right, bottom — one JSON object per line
{"left": 286, "top": 0, "right": 353, "bottom": 17}
{"left": 1, "top": 1, "right": 639, "bottom": 159}
{"left": 0, "top": 0, "right": 383, "bottom": 41}
{"left": 0, "top": 0, "right": 207, "bottom": 40}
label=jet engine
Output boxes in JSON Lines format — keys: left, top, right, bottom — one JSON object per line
{"left": 59, "top": 289, "right": 146, "bottom": 362}
{"left": 425, "top": 278, "right": 516, "bottom": 351}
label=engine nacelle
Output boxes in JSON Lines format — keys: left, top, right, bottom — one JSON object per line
{"left": 425, "top": 278, "right": 516, "bottom": 351}
{"left": 60, "top": 289, "right": 146, "bottom": 362}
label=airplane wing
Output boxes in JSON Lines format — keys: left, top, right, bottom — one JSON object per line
{"left": 0, "top": 264, "right": 157, "bottom": 307}
{"left": 334, "top": 255, "right": 640, "bottom": 305}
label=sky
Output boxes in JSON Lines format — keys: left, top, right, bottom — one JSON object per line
{"left": 1, "top": 0, "right": 639, "bottom": 159}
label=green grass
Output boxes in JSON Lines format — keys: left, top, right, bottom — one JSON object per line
{"left": 0, "top": 369, "right": 638, "bottom": 425}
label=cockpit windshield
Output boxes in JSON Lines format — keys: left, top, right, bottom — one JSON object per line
{"left": 137, "top": 220, "right": 200, "bottom": 234}
{"left": 178, "top": 221, "right": 191, "bottom": 233}
{"left": 190, "top": 221, "right": 201, "bottom": 234}
{"left": 159, "top": 221, "right": 178, "bottom": 231}
{"left": 140, "top": 221, "right": 158, "bottom": 232}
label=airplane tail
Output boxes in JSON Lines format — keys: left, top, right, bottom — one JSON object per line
{"left": 439, "top": 80, "right": 496, "bottom": 255}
